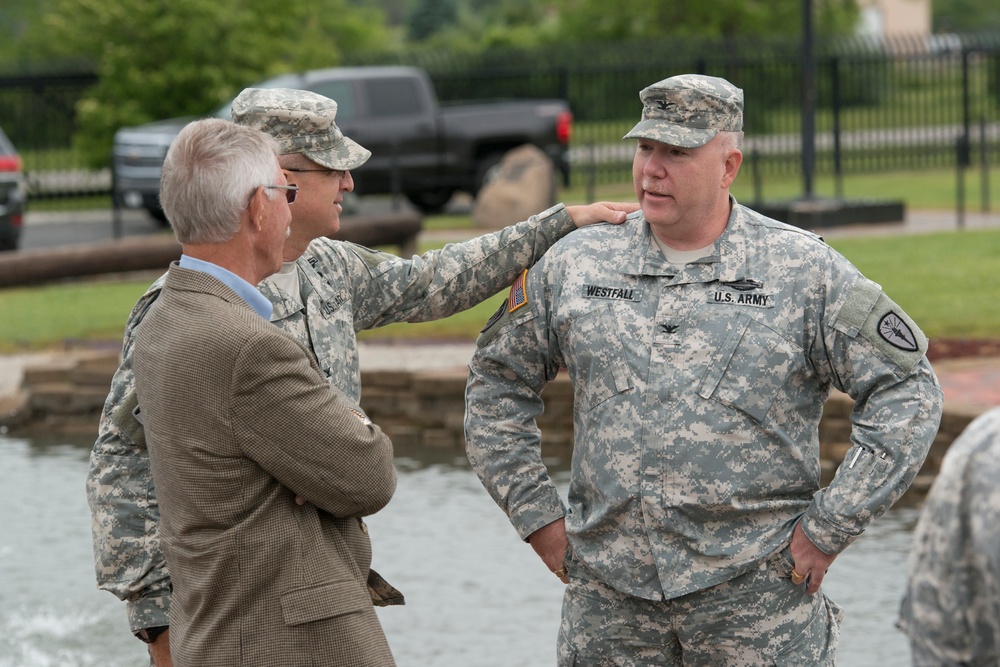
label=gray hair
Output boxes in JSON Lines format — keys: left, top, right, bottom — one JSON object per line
{"left": 717, "top": 130, "right": 744, "bottom": 153}
{"left": 160, "top": 118, "right": 280, "bottom": 244}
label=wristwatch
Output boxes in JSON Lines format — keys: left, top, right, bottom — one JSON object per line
{"left": 134, "top": 625, "right": 169, "bottom": 644}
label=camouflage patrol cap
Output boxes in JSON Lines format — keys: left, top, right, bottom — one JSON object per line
{"left": 231, "top": 88, "right": 371, "bottom": 170}
{"left": 623, "top": 74, "right": 743, "bottom": 148}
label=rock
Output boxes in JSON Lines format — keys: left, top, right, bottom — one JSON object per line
{"left": 472, "top": 145, "right": 556, "bottom": 230}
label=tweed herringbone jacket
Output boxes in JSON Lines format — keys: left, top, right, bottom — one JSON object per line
{"left": 133, "top": 265, "right": 397, "bottom": 667}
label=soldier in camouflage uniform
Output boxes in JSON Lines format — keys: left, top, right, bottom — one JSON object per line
{"left": 898, "top": 407, "right": 1000, "bottom": 666}
{"left": 86, "top": 87, "right": 636, "bottom": 665}
{"left": 464, "top": 74, "right": 944, "bottom": 665}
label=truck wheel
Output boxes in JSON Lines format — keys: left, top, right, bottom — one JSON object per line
{"left": 406, "top": 189, "right": 455, "bottom": 214}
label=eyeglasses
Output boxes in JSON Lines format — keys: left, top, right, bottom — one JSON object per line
{"left": 265, "top": 184, "right": 298, "bottom": 204}
{"left": 285, "top": 167, "right": 347, "bottom": 178}
{"left": 245, "top": 184, "right": 298, "bottom": 208}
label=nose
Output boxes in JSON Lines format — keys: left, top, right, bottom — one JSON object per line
{"left": 642, "top": 151, "right": 666, "bottom": 177}
{"left": 342, "top": 171, "right": 355, "bottom": 193}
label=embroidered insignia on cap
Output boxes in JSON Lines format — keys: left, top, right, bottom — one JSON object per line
{"left": 878, "top": 311, "right": 918, "bottom": 351}
{"left": 508, "top": 269, "right": 529, "bottom": 313}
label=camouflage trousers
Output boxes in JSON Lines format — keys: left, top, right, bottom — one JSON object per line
{"left": 557, "top": 547, "right": 843, "bottom": 666}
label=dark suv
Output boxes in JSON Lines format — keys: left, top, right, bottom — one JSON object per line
{"left": 0, "top": 126, "right": 27, "bottom": 251}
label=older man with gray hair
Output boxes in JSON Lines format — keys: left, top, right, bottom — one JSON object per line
{"left": 132, "top": 116, "right": 399, "bottom": 666}
{"left": 88, "top": 85, "right": 635, "bottom": 666}
{"left": 464, "top": 73, "right": 943, "bottom": 665}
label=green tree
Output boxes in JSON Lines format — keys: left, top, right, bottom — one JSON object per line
{"left": 36, "top": 0, "right": 391, "bottom": 167}
{"left": 404, "top": 0, "right": 559, "bottom": 51}
{"left": 552, "top": 0, "right": 858, "bottom": 42}
{"left": 402, "top": 0, "right": 857, "bottom": 54}
{"left": 407, "top": 0, "right": 460, "bottom": 41}
{"left": 932, "top": 0, "right": 1000, "bottom": 32}
{"left": 0, "top": 0, "right": 58, "bottom": 66}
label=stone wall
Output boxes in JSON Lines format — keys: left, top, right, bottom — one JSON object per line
{"left": 0, "top": 350, "right": 122, "bottom": 436}
{"left": 0, "top": 350, "right": 982, "bottom": 498}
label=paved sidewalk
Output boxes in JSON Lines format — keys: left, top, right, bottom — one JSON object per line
{"left": 930, "top": 356, "right": 1000, "bottom": 413}
{"left": 814, "top": 208, "right": 1000, "bottom": 238}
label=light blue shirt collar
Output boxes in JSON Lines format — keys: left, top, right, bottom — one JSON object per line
{"left": 179, "top": 254, "right": 273, "bottom": 320}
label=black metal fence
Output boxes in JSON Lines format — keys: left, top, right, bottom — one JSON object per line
{"left": 0, "top": 68, "right": 108, "bottom": 204}
{"left": 411, "top": 33, "right": 1000, "bottom": 195}
{"left": 2, "top": 32, "right": 999, "bottom": 206}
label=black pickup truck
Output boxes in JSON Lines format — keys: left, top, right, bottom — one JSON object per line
{"left": 113, "top": 65, "right": 572, "bottom": 219}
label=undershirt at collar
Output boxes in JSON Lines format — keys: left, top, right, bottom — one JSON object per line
{"left": 268, "top": 262, "right": 303, "bottom": 310}
{"left": 651, "top": 234, "right": 716, "bottom": 265}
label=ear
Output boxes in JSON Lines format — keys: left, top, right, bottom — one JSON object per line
{"left": 721, "top": 148, "right": 743, "bottom": 189}
{"left": 244, "top": 187, "right": 265, "bottom": 232}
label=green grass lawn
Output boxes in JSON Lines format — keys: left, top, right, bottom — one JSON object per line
{"left": 564, "top": 166, "right": 1000, "bottom": 213}
{"left": 366, "top": 227, "right": 1000, "bottom": 343}
{"left": 2, "top": 168, "right": 999, "bottom": 353}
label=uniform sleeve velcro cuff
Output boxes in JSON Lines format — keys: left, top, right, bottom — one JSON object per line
{"left": 127, "top": 593, "right": 171, "bottom": 633}
{"left": 538, "top": 203, "right": 573, "bottom": 230}
{"left": 799, "top": 508, "right": 860, "bottom": 555}
{"left": 509, "top": 493, "right": 567, "bottom": 542}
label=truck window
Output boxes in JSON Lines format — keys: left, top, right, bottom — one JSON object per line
{"left": 307, "top": 81, "right": 357, "bottom": 121}
{"left": 364, "top": 78, "right": 427, "bottom": 118}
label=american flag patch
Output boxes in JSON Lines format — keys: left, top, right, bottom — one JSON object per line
{"left": 508, "top": 269, "right": 529, "bottom": 313}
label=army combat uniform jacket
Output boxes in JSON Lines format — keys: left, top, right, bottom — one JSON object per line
{"left": 898, "top": 406, "right": 1000, "bottom": 664}
{"left": 465, "top": 200, "right": 944, "bottom": 601}
{"left": 87, "top": 206, "right": 578, "bottom": 632}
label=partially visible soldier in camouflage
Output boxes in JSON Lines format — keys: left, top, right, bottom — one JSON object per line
{"left": 464, "top": 73, "right": 944, "bottom": 666}
{"left": 898, "top": 406, "right": 1000, "bottom": 666}
{"left": 86, "top": 87, "right": 637, "bottom": 666}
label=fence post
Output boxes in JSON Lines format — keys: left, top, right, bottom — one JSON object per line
{"left": 800, "top": 0, "right": 817, "bottom": 200}
{"left": 751, "top": 149, "right": 763, "bottom": 208}
{"left": 957, "top": 49, "right": 972, "bottom": 229}
{"left": 961, "top": 49, "right": 972, "bottom": 168}
{"left": 957, "top": 137, "right": 967, "bottom": 230}
{"left": 981, "top": 115, "right": 990, "bottom": 213}
{"left": 110, "top": 149, "right": 122, "bottom": 239}
{"left": 831, "top": 57, "right": 843, "bottom": 200}
{"left": 585, "top": 144, "right": 596, "bottom": 205}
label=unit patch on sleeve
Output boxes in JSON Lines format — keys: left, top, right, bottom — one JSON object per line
{"left": 508, "top": 269, "right": 529, "bottom": 313}
{"left": 851, "top": 288, "right": 927, "bottom": 373}
{"left": 877, "top": 311, "right": 919, "bottom": 351}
